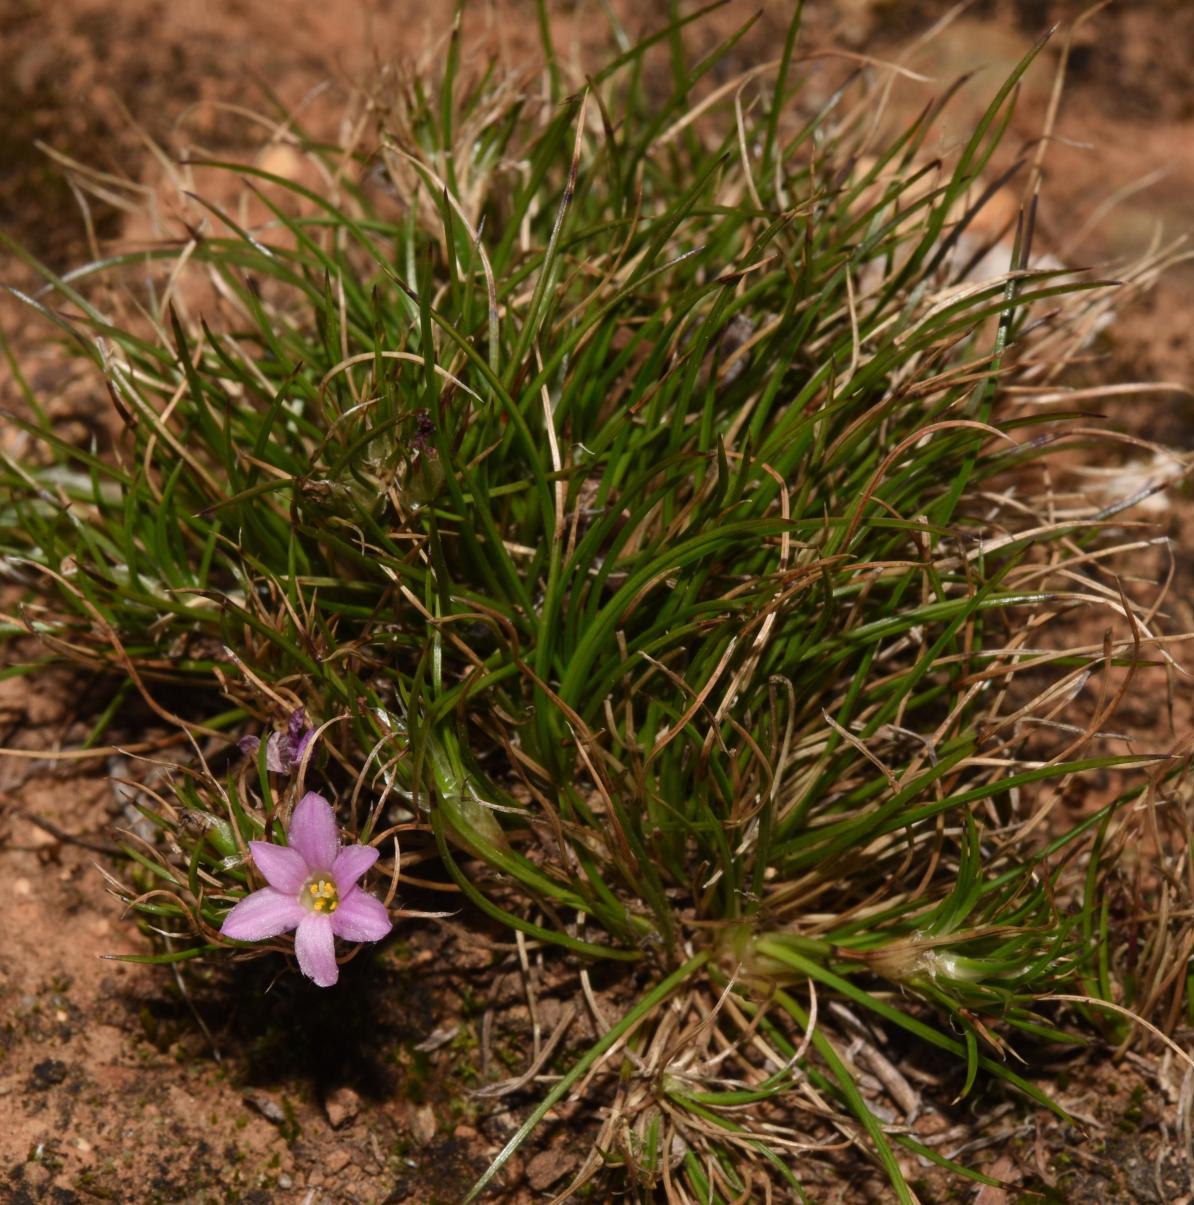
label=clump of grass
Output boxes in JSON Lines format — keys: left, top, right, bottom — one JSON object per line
{"left": 2, "top": 5, "right": 1190, "bottom": 1200}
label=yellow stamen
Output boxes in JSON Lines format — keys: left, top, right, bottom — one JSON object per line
{"left": 302, "top": 875, "right": 339, "bottom": 913}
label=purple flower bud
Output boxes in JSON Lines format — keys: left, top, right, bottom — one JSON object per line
{"left": 412, "top": 409, "right": 435, "bottom": 450}
{"left": 256, "top": 708, "right": 317, "bottom": 774}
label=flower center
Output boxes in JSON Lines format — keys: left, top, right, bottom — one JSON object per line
{"left": 301, "top": 874, "right": 339, "bottom": 913}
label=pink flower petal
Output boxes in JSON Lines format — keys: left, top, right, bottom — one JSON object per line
{"left": 249, "top": 841, "right": 307, "bottom": 894}
{"left": 295, "top": 913, "right": 339, "bottom": 987}
{"left": 331, "top": 843, "right": 379, "bottom": 893}
{"left": 331, "top": 890, "right": 392, "bottom": 943}
{"left": 221, "top": 887, "right": 305, "bottom": 942}
{"left": 288, "top": 792, "right": 339, "bottom": 871}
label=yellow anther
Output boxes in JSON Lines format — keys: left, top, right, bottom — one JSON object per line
{"left": 301, "top": 875, "right": 339, "bottom": 914}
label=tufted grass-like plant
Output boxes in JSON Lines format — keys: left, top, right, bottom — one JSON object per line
{"left": 2, "top": 4, "right": 1190, "bottom": 1200}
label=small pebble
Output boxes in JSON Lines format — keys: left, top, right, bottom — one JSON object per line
{"left": 323, "top": 1085, "right": 361, "bottom": 1129}
{"left": 22, "top": 1163, "right": 51, "bottom": 1190}
{"left": 526, "top": 1146, "right": 574, "bottom": 1191}
{"left": 411, "top": 1104, "right": 437, "bottom": 1146}
{"left": 243, "top": 1091, "right": 286, "bottom": 1126}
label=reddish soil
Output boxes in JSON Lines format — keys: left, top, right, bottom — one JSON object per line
{"left": 2, "top": 2, "right": 1192, "bottom": 1202}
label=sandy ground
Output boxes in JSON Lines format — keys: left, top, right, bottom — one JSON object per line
{"left": 2, "top": 1, "right": 1193, "bottom": 1201}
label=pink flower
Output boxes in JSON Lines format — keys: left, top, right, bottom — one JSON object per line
{"left": 220, "top": 791, "right": 392, "bottom": 987}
